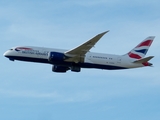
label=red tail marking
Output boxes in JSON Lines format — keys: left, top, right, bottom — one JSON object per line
{"left": 136, "top": 40, "right": 152, "bottom": 48}
{"left": 128, "top": 52, "right": 141, "bottom": 59}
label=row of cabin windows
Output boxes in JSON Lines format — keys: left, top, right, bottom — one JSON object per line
{"left": 92, "top": 56, "right": 113, "bottom": 60}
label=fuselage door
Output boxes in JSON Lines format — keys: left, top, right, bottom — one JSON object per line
{"left": 117, "top": 56, "right": 121, "bottom": 64}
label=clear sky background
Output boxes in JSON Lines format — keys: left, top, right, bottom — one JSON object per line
{"left": 1, "top": 0, "right": 160, "bottom": 120}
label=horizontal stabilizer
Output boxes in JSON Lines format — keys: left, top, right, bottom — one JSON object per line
{"left": 133, "top": 56, "right": 154, "bottom": 63}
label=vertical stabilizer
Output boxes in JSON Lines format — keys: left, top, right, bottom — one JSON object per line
{"left": 125, "top": 36, "right": 155, "bottom": 59}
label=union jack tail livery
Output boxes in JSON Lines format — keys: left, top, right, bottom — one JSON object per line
{"left": 127, "top": 36, "right": 155, "bottom": 59}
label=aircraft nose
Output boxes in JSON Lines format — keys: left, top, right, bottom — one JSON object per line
{"left": 3, "top": 50, "right": 10, "bottom": 57}
{"left": 3, "top": 50, "right": 15, "bottom": 61}
{"left": 3, "top": 51, "right": 8, "bottom": 57}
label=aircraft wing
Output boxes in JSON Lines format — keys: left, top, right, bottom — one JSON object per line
{"left": 64, "top": 31, "right": 109, "bottom": 63}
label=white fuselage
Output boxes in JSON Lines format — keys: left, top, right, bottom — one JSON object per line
{"left": 4, "top": 46, "right": 144, "bottom": 71}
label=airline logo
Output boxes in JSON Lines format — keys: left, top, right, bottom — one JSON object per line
{"left": 15, "top": 47, "right": 32, "bottom": 51}
{"left": 15, "top": 47, "right": 49, "bottom": 56}
{"left": 128, "top": 39, "right": 153, "bottom": 59}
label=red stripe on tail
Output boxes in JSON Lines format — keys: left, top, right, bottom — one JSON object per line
{"left": 128, "top": 52, "right": 141, "bottom": 59}
{"left": 136, "top": 40, "right": 152, "bottom": 47}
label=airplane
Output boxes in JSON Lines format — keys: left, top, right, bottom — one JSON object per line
{"left": 4, "top": 31, "right": 155, "bottom": 73}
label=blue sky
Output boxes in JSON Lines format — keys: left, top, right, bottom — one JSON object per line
{"left": 1, "top": 0, "right": 160, "bottom": 120}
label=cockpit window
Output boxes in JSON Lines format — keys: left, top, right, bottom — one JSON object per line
{"left": 9, "top": 49, "right": 13, "bottom": 50}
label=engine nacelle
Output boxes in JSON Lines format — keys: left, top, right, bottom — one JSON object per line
{"left": 48, "top": 52, "right": 66, "bottom": 62}
{"left": 52, "top": 65, "right": 69, "bottom": 73}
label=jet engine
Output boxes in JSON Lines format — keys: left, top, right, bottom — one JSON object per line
{"left": 48, "top": 52, "right": 66, "bottom": 62}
